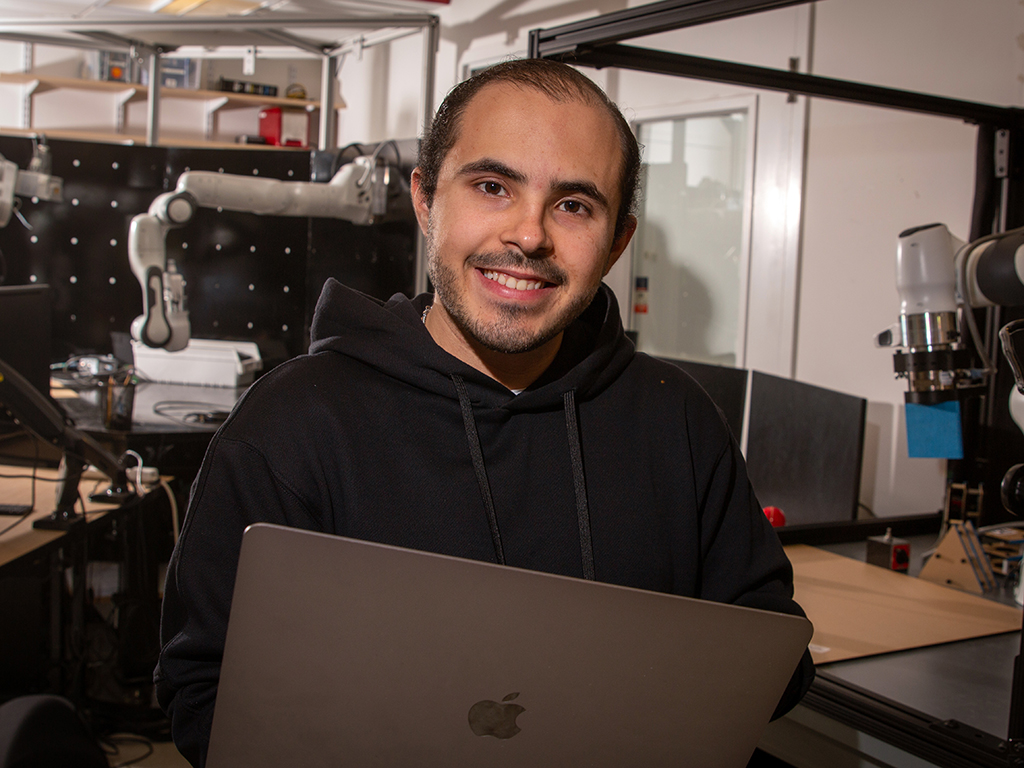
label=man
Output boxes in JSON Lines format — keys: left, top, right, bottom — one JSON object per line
{"left": 156, "top": 58, "right": 813, "bottom": 767}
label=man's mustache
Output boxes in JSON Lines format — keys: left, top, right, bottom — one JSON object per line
{"left": 466, "top": 251, "right": 567, "bottom": 286}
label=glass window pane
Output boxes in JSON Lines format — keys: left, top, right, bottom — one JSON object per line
{"left": 631, "top": 111, "right": 749, "bottom": 367}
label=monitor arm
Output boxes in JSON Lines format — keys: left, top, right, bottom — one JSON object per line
{"left": 129, "top": 154, "right": 384, "bottom": 351}
{"left": 0, "top": 356, "right": 134, "bottom": 529}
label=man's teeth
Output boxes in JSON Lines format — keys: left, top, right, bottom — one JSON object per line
{"left": 483, "top": 270, "right": 544, "bottom": 291}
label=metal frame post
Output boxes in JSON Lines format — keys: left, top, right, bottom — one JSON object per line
{"left": 414, "top": 16, "right": 440, "bottom": 297}
{"left": 142, "top": 46, "right": 162, "bottom": 146}
{"left": 319, "top": 53, "right": 339, "bottom": 151}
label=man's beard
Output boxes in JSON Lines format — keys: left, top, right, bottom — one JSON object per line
{"left": 426, "top": 235, "right": 599, "bottom": 355}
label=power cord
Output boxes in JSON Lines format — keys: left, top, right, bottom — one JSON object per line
{"left": 101, "top": 733, "right": 155, "bottom": 767}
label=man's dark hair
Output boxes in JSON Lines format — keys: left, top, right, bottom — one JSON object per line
{"left": 417, "top": 58, "right": 641, "bottom": 241}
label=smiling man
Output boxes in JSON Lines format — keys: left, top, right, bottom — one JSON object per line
{"left": 413, "top": 74, "right": 636, "bottom": 389}
{"left": 156, "top": 59, "right": 813, "bottom": 767}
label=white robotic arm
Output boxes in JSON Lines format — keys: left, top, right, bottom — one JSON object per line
{"left": 0, "top": 140, "right": 64, "bottom": 228}
{"left": 878, "top": 222, "right": 1024, "bottom": 488}
{"left": 129, "top": 155, "right": 383, "bottom": 351}
{"left": 877, "top": 222, "right": 1024, "bottom": 403}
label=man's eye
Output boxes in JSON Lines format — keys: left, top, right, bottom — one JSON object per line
{"left": 559, "top": 199, "right": 588, "bottom": 215}
{"left": 479, "top": 181, "right": 506, "bottom": 196}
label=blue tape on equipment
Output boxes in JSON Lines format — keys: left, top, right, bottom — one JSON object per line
{"left": 905, "top": 400, "right": 964, "bottom": 459}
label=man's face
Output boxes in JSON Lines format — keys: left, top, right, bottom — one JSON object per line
{"left": 412, "top": 82, "right": 636, "bottom": 357}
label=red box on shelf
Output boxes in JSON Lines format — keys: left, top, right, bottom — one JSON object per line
{"left": 258, "top": 106, "right": 309, "bottom": 148}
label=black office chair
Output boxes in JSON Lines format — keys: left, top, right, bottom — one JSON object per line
{"left": 0, "top": 695, "right": 107, "bottom": 768}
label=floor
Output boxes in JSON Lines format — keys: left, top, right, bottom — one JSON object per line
{"left": 105, "top": 735, "right": 191, "bottom": 767}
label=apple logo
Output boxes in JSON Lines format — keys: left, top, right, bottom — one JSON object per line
{"left": 468, "top": 692, "right": 526, "bottom": 739}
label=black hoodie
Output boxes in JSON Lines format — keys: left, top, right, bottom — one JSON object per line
{"left": 156, "top": 279, "right": 814, "bottom": 767}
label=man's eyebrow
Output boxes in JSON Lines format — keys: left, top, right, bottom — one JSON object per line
{"left": 554, "top": 180, "right": 609, "bottom": 211}
{"left": 457, "top": 158, "right": 611, "bottom": 211}
{"left": 457, "top": 159, "right": 526, "bottom": 185}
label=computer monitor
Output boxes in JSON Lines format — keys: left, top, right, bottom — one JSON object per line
{"left": 744, "top": 371, "right": 866, "bottom": 526}
{"left": 0, "top": 284, "right": 57, "bottom": 465}
{"left": 0, "top": 284, "right": 51, "bottom": 395}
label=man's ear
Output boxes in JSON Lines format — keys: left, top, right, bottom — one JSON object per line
{"left": 410, "top": 167, "right": 431, "bottom": 236}
{"left": 604, "top": 215, "right": 637, "bottom": 276}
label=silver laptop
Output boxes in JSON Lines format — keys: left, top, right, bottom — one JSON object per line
{"left": 207, "top": 523, "right": 812, "bottom": 768}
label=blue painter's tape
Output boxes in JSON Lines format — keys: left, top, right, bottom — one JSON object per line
{"left": 905, "top": 400, "right": 964, "bottom": 459}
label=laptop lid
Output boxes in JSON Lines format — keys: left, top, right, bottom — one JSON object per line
{"left": 207, "top": 523, "right": 812, "bottom": 768}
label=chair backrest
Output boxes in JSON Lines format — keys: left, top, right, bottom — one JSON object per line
{"left": 0, "top": 695, "right": 107, "bottom": 768}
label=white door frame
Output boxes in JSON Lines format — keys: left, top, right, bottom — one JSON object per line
{"left": 607, "top": 87, "right": 807, "bottom": 378}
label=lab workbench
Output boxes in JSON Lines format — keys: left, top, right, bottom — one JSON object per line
{"left": 0, "top": 465, "right": 170, "bottom": 698}
{"left": 761, "top": 534, "right": 1022, "bottom": 767}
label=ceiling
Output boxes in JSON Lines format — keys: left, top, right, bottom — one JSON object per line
{"left": 0, "top": 0, "right": 448, "bottom": 55}
{"left": 0, "top": 0, "right": 448, "bottom": 17}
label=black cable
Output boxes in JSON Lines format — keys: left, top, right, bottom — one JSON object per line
{"left": 101, "top": 734, "right": 155, "bottom": 767}
{"left": 152, "top": 399, "right": 232, "bottom": 426}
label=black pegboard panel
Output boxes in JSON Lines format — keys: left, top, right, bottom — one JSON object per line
{"left": 308, "top": 218, "right": 417, "bottom": 337}
{"left": 0, "top": 137, "right": 166, "bottom": 360}
{"left": 0, "top": 136, "right": 417, "bottom": 367}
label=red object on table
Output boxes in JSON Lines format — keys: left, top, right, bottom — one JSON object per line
{"left": 763, "top": 506, "right": 786, "bottom": 528}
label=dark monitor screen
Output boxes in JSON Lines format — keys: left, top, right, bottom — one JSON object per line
{"left": 744, "top": 371, "right": 866, "bottom": 526}
{"left": 0, "top": 283, "right": 52, "bottom": 395}
{"left": 0, "top": 283, "right": 57, "bottom": 464}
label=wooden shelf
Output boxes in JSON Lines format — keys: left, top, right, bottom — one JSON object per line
{"left": 157, "top": 87, "right": 321, "bottom": 112}
{"left": 0, "top": 72, "right": 320, "bottom": 108}
{"left": 0, "top": 126, "right": 315, "bottom": 150}
{"left": 0, "top": 73, "right": 330, "bottom": 147}
{"left": 0, "top": 72, "right": 141, "bottom": 95}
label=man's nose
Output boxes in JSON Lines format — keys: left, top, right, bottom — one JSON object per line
{"left": 500, "top": 202, "right": 553, "bottom": 257}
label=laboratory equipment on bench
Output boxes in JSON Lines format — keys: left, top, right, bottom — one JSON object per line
{"left": 132, "top": 338, "right": 262, "bottom": 388}
{"left": 129, "top": 144, "right": 401, "bottom": 352}
{"left": 876, "top": 222, "right": 1024, "bottom": 458}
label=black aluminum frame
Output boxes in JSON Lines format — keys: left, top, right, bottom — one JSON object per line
{"left": 528, "top": 0, "right": 811, "bottom": 57}
{"left": 528, "top": 0, "right": 1024, "bottom": 130}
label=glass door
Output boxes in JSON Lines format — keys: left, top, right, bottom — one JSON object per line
{"left": 629, "top": 106, "right": 755, "bottom": 367}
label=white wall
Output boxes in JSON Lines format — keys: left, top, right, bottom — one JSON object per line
{"left": 335, "top": 0, "right": 635, "bottom": 144}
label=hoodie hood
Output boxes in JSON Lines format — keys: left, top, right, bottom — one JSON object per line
{"left": 308, "top": 278, "right": 635, "bottom": 411}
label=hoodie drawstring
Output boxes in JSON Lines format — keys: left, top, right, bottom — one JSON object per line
{"left": 452, "top": 375, "right": 505, "bottom": 566}
{"left": 450, "top": 374, "right": 596, "bottom": 581}
{"left": 563, "top": 389, "right": 596, "bottom": 581}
